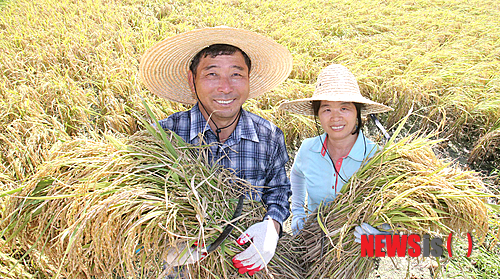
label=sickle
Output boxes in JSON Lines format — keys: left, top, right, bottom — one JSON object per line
{"left": 206, "top": 194, "right": 245, "bottom": 253}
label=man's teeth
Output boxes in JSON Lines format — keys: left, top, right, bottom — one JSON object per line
{"left": 331, "top": 125, "right": 344, "bottom": 129}
{"left": 216, "top": 100, "right": 233, "bottom": 104}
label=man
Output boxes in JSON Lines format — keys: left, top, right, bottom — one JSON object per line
{"left": 139, "top": 26, "right": 293, "bottom": 276}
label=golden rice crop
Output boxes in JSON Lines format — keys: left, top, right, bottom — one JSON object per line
{"left": 299, "top": 131, "right": 495, "bottom": 279}
{"left": 0, "top": 241, "right": 35, "bottom": 279}
{"left": 1, "top": 129, "right": 241, "bottom": 278}
{"left": 0, "top": 252, "right": 35, "bottom": 279}
{"left": 0, "top": 119, "right": 303, "bottom": 278}
{"left": 1, "top": 0, "right": 499, "bottom": 277}
{"left": 0, "top": 116, "right": 71, "bottom": 182}
{"left": 469, "top": 121, "right": 500, "bottom": 167}
{"left": 2, "top": 0, "right": 500, "bottom": 152}
{"left": 0, "top": 239, "right": 56, "bottom": 279}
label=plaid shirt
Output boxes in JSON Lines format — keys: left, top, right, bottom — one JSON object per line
{"left": 159, "top": 104, "right": 291, "bottom": 225}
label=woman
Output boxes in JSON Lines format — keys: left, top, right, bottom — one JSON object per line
{"left": 278, "top": 64, "right": 393, "bottom": 236}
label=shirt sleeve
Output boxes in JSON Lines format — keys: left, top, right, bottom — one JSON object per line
{"left": 158, "top": 115, "right": 174, "bottom": 131}
{"left": 261, "top": 127, "right": 292, "bottom": 228}
{"left": 290, "top": 164, "right": 306, "bottom": 235}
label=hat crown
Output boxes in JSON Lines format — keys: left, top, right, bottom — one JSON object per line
{"left": 314, "top": 64, "right": 361, "bottom": 99}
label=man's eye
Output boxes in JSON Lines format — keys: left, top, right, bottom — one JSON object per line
{"left": 207, "top": 73, "right": 217, "bottom": 77}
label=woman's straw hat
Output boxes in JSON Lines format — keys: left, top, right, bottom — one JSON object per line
{"left": 139, "top": 26, "right": 293, "bottom": 105}
{"left": 278, "top": 64, "right": 393, "bottom": 118}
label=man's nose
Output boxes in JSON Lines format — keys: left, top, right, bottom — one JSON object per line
{"left": 217, "top": 76, "right": 232, "bottom": 93}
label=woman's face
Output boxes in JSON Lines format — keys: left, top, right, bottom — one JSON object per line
{"left": 318, "top": 101, "right": 357, "bottom": 141}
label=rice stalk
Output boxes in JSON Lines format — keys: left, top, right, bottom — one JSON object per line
{"left": 0, "top": 116, "right": 71, "bottom": 182}
{"left": 1, "top": 130, "right": 233, "bottom": 277}
{"left": 0, "top": 240, "right": 35, "bottom": 279}
{"left": 469, "top": 122, "right": 500, "bottom": 166}
{"left": 1, "top": 124, "right": 303, "bottom": 278}
{"left": 0, "top": 238, "right": 57, "bottom": 279}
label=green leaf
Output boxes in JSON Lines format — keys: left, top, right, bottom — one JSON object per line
{"left": 140, "top": 95, "right": 178, "bottom": 160}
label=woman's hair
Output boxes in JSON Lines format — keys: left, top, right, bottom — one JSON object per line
{"left": 312, "top": 100, "right": 364, "bottom": 135}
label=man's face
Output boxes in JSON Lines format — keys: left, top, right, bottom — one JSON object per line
{"left": 188, "top": 51, "right": 250, "bottom": 123}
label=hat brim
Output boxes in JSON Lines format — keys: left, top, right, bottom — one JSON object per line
{"left": 139, "top": 27, "right": 293, "bottom": 104}
{"left": 278, "top": 94, "right": 393, "bottom": 118}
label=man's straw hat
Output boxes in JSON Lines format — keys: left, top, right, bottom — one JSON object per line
{"left": 278, "top": 64, "right": 393, "bottom": 117}
{"left": 139, "top": 26, "right": 293, "bottom": 105}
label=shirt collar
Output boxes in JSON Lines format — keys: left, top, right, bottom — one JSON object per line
{"left": 189, "top": 103, "right": 212, "bottom": 142}
{"left": 235, "top": 109, "right": 260, "bottom": 143}
{"left": 348, "top": 130, "right": 368, "bottom": 161}
{"left": 189, "top": 103, "right": 260, "bottom": 144}
{"left": 310, "top": 130, "right": 368, "bottom": 162}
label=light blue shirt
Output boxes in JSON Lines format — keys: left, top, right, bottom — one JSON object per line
{"left": 290, "top": 130, "right": 378, "bottom": 235}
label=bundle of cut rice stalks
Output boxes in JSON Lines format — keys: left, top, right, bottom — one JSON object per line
{"left": 0, "top": 238, "right": 57, "bottom": 279}
{"left": 0, "top": 240, "right": 35, "bottom": 279}
{"left": 0, "top": 251, "right": 35, "bottom": 279}
{"left": 1, "top": 121, "right": 303, "bottom": 278}
{"left": 300, "top": 131, "right": 498, "bottom": 279}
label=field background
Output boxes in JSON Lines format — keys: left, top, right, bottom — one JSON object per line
{"left": 1, "top": 0, "right": 499, "bottom": 278}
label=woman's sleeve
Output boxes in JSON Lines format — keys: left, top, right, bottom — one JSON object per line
{"left": 290, "top": 161, "right": 307, "bottom": 236}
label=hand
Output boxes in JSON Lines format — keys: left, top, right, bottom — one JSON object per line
{"left": 232, "top": 218, "right": 280, "bottom": 275}
{"left": 291, "top": 217, "right": 304, "bottom": 236}
{"left": 354, "top": 222, "right": 392, "bottom": 243}
{"left": 165, "top": 242, "right": 207, "bottom": 267}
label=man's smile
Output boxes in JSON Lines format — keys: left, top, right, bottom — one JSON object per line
{"left": 215, "top": 99, "right": 235, "bottom": 105}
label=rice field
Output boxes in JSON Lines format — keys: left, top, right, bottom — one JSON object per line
{"left": 1, "top": 0, "right": 499, "bottom": 150}
{"left": 1, "top": 0, "right": 499, "bottom": 278}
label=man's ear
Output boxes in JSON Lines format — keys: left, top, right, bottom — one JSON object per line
{"left": 187, "top": 70, "right": 196, "bottom": 93}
